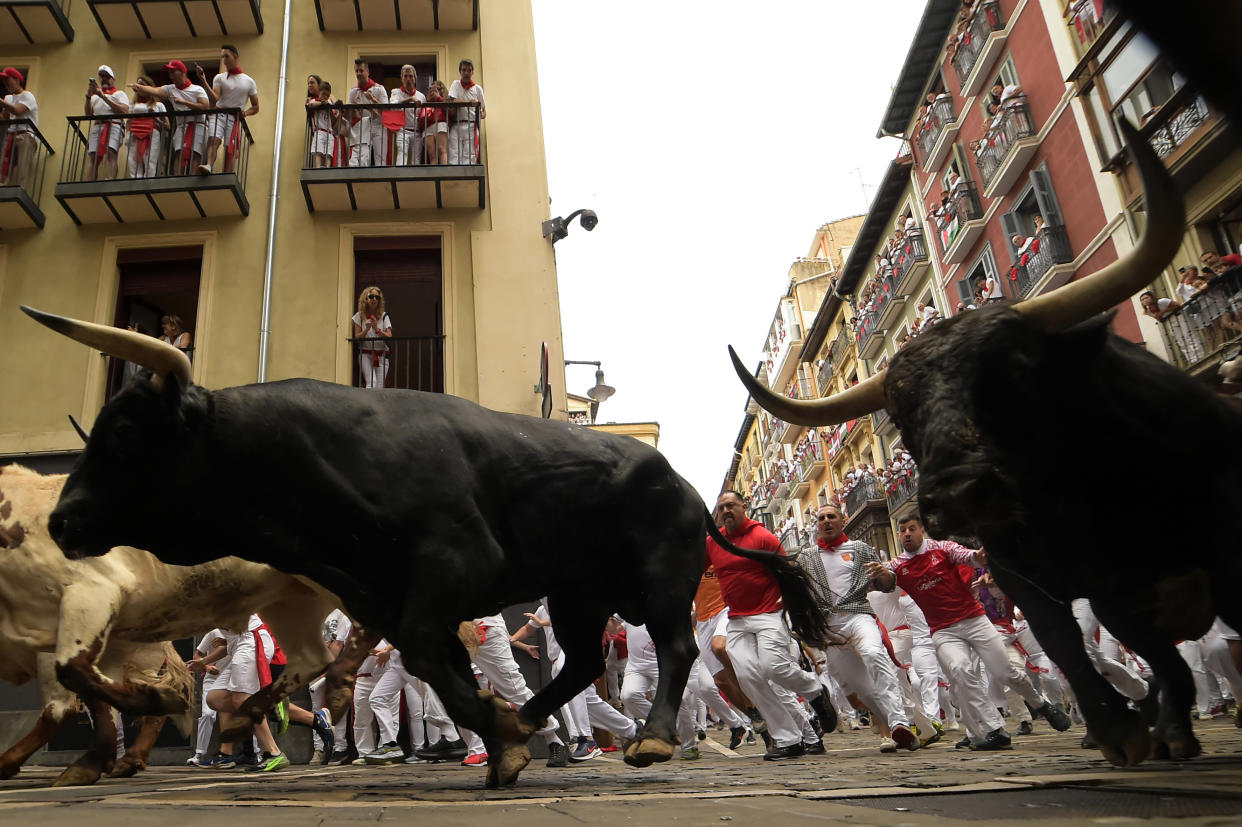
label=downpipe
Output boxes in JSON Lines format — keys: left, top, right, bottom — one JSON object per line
{"left": 257, "top": 0, "right": 292, "bottom": 383}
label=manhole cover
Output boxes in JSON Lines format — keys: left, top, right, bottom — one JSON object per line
{"left": 837, "top": 788, "right": 1242, "bottom": 820}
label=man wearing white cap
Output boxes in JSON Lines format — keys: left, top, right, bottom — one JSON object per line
{"left": 0, "top": 67, "right": 38, "bottom": 190}
{"left": 84, "top": 65, "right": 129, "bottom": 181}
{"left": 196, "top": 45, "right": 258, "bottom": 175}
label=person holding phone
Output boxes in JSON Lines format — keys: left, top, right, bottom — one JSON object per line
{"left": 84, "top": 65, "right": 130, "bottom": 182}
{"left": 129, "top": 60, "right": 209, "bottom": 175}
{"left": 352, "top": 286, "right": 392, "bottom": 389}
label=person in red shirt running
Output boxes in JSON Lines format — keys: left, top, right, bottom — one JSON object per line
{"left": 866, "top": 514, "right": 1071, "bottom": 751}
{"left": 706, "top": 491, "right": 836, "bottom": 761}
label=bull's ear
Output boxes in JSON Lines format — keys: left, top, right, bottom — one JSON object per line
{"left": 158, "top": 372, "right": 207, "bottom": 431}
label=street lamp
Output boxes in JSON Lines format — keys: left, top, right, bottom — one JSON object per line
{"left": 564, "top": 359, "right": 615, "bottom": 423}
{"left": 542, "top": 209, "right": 598, "bottom": 244}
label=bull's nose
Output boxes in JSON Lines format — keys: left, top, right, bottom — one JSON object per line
{"left": 47, "top": 512, "right": 68, "bottom": 543}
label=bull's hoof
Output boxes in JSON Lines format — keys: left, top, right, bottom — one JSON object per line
{"left": 52, "top": 760, "right": 105, "bottom": 787}
{"left": 481, "top": 691, "right": 541, "bottom": 743}
{"left": 1162, "top": 730, "right": 1202, "bottom": 761}
{"left": 0, "top": 762, "right": 20, "bottom": 781}
{"left": 107, "top": 756, "right": 145, "bottom": 778}
{"left": 1094, "top": 724, "right": 1150, "bottom": 767}
{"left": 484, "top": 744, "right": 530, "bottom": 788}
{"left": 622, "top": 736, "right": 676, "bottom": 768}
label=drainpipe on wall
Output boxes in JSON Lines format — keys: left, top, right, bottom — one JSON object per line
{"left": 257, "top": 0, "right": 292, "bottom": 383}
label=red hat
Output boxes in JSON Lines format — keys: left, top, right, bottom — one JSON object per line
{"left": 1, "top": 67, "right": 23, "bottom": 82}
{"left": 163, "top": 59, "right": 187, "bottom": 74}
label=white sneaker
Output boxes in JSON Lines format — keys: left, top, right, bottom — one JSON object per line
{"left": 879, "top": 737, "right": 897, "bottom": 753}
{"left": 363, "top": 743, "right": 405, "bottom": 764}
{"left": 186, "top": 754, "right": 208, "bottom": 767}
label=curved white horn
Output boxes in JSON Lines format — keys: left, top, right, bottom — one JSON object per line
{"left": 22, "top": 306, "right": 192, "bottom": 390}
{"left": 1016, "top": 118, "right": 1185, "bottom": 328}
{"left": 729, "top": 346, "right": 887, "bottom": 427}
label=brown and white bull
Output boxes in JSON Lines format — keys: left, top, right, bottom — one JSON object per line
{"left": 0, "top": 464, "right": 363, "bottom": 784}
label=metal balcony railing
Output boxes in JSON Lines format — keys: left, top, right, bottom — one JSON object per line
{"left": 795, "top": 438, "right": 824, "bottom": 481}
{"left": 915, "top": 97, "right": 956, "bottom": 161}
{"left": 935, "top": 182, "right": 984, "bottom": 255}
{"left": 894, "top": 232, "right": 928, "bottom": 285}
{"left": 952, "top": 0, "right": 1005, "bottom": 89}
{"left": 1009, "top": 225, "right": 1073, "bottom": 298}
{"left": 872, "top": 407, "right": 891, "bottom": 433}
{"left": 59, "top": 108, "right": 252, "bottom": 184}
{"left": 1144, "top": 90, "right": 1214, "bottom": 161}
{"left": 1, "top": 118, "right": 54, "bottom": 202}
{"left": 303, "top": 100, "right": 481, "bottom": 168}
{"left": 1157, "top": 269, "right": 1242, "bottom": 370}
{"left": 843, "top": 476, "right": 884, "bottom": 517}
{"left": 349, "top": 335, "right": 444, "bottom": 392}
{"left": 886, "top": 470, "right": 919, "bottom": 513}
{"left": 977, "top": 99, "right": 1036, "bottom": 189}
{"left": 1065, "top": 0, "right": 1116, "bottom": 60}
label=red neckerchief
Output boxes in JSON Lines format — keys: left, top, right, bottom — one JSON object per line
{"left": 816, "top": 533, "right": 849, "bottom": 551}
{"left": 100, "top": 85, "right": 117, "bottom": 94}
{"left": 460, "top": 78, "right": 475, "bottom": 89}
{"left": 174, "top": 77, "right": 191, "bottom": 90}
{"left": 358, "top": 78, "right": 378, "bottom": 91}
{"left": 227, "top": 66, "right": 243, "bottom": 76}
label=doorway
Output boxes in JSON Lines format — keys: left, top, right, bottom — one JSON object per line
{"left": 352, "top": 236, "right": 443, "bottom": 391}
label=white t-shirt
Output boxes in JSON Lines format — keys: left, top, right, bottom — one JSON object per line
{"left": 1000, "top": 84, "right": 1021, "bottom": 104}
{"left": 357, "top": 637, "right": 391, "bottom": 677}
{"left": 89, "top": 89, "right": 130, "bottom": 116}
{"left": 818, "top": 546, "right": 854, "bottom": 602}
{"left": 867, "top": 590, "right": 906, "bottom": 632}
{"left": 5, "top": 91, "right": 37, "bottom": 130}
{"left": 348, "top": 82, "right": 389, "bottom": 117}
{"left": 323, "top": 609, "right": 350, "bottom": 645}
{"left": 1175, "top": 281, "right": 1198, "bottom": 304}
{"left": 527, "top": 602, "right": 561, "bottom": 662}
{"left": 352, "top": 310, "right": 391, "bottom": 349}
{"left": 983, "top": 275, "right": 1003, "bottom": 300}
{"left": 162, "top": 82, "right": 208, "bottom": 112}
{"left": 196, "top": 628, "right": 226, "bottom": 655}
{"left": 211, "top": 71, "right": 258, "bottom": 109}
{"left": 448, "top": 79, "right": 484, "bottom": 122}
{"left": 390, "top": 86, "right": 425, "bottom": 129}
{"left": 130, "top": 100, "right": 165, "bottom": 118}
{"left": 623, "top": 622, "right": 657, "bottom": 673}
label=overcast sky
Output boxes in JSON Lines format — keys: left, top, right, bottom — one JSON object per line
{"left": 532, "top": 1, "right": 924, "bottom": 504}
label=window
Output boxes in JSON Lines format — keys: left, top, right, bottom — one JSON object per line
{"left": 356, "top": 54, "right": 438, "bottom": 96}
{"left": 958, "top": 246, "right": 998, "bottom": 305}
{"left": 1000, "top": 166, "right": 1065, "bottom": 258}
{"left": 979, "top": 56, "right": 1021, "bottom": 119}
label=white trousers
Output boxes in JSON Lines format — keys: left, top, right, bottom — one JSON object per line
{"left": 348, "top": 118, "right": 386, "bottom": 166}
{"left": 934, "top": 615, "right": 1046, "bottom": 740}
{"left": 370, "top": 662, "right": 423, "bottom": 745}
{"left": 687, "top": 659, "right": 744, "bottom": 729}
{"left": 194, "top": 676, "right": 219, "bottom": 755}
{"left": 352, "top": 673, "right": 396, "bottom": 754}
{"left": 1177, "top": 640, "right": 1223, "bottom": 715}
{"left": 395, "top": 128, "right": 422, "bottom": 165}
{"left": 1203, "top": 628, "right": 1242, "bottom": 703}
{"left": 892, "top": 629, "right": 943, "bottom": 722}
{"left": 821, "top": 613, "right": 909, "bottom": 730}
{"left": 358, "top": 352, "right": 388, "bottom": 389}
{"left": 619, "top": 667, "right": 696, "bottom": 749}
{"left": 474, "top": 616, "right": 561, "bottom": 744}
{"left": 308, "top": 675, "right": 350, "bottom": 752}
{"left": 726, "top": 611, "right": 822, "bottom": 748}
{"left": 126, "top": 133, "right": 163, "bottom": 178}
{"left": 447, "top": 121, "right": 477, "bottom": 164}
{"left": 1072, "top": 599, "right": 1149, "bottom": 701}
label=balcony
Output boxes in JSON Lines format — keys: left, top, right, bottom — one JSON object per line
{"left": 772, "top": 417, "right": 795, "bottom": 446}
{"left": 314, "top": 0, "right": 476, "bottom": 30}
{"left": 1065, "top": 0, "right": 1118, "bottom": 63}
{"left": 871, "top": 407, "right": 895, "bottom": 436}
{"left": 86, "top": 0, "right": 263, "bottom": 39}
{"left": 349, "top": 336, "right": 443, "bottom": 391}
{"left": 1009, "top": 225, "right": 1073, "bottom": 298}
{"left": 1, "top": 0, "right": 73, "bottom": 43}
{"left": 0, "top": 119, "right": 54, "bottom": 230}
{"left": 886, "top": 470, "right": 919, "bottom": 520}
{"left": 854, "top": 307, "right": 883, "bottom": 362}
{"left": 300, "top": 101, "right": 485, "bottom": 212}
{"left": 978, "top": 99, "right": 1038, "bottom": 198}
{"left": 937, "top": 182, "right": 986, "bottom": 264}
{"left": 795, "top": 439, "right": 825, "bottom": 487}
{"left": 843, "top": 476, "right": 886, "bottom": 523}
{"left": 1157, "top": 268, "right": 1242, "bottom": 373}
{"left": 915, "top": 97, "right": 960, "bottom": 173}
{"left": 892, "top": 232, "right": 929, "bottom": 294}
{"left": 951, "top": 0, "right": 1006, "bottom": 98}
{"left": 54, "top": 109, "right": 251, "bottom": 225}
{"left": 816, "top": 324, "right": 853, "bottom": 394}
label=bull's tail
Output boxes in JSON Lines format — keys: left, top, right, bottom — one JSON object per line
{"left": 704, "top": 511, "right": 833, "bottom": 650}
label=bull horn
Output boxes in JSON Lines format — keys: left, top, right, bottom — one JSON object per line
{"left": 729, "top": 346, "right": 887, "bottom": 427}
{"left": 1016, "top": 118, "right": 1184, "bottom": 329}
{"left": 21, "top": 306, "right": 192, "bottom": 390}
{"left": 67, "top": 414, "right": 90, "bottom": 444}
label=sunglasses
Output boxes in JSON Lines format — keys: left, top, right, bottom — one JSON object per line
{"left": 367, "top": 294, "right": 380, "bottom": 300}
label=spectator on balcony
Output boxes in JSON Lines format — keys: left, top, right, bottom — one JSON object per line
{"left": 83, "top": 66, "right": 130, "bottom": 182}
{"left": 389, "top": 65, "right": 425, "bottom": 166}
{"left": 1201, "top": 250, "right": 1242, "bottom": 274}
{"left": 353, "top": 286, "right": 392, "bottom": 390}
{"left": 348, "top": 59, "right": 388, "bottom": 168}
{"left": 126, "top": 76, "right": 168, "bottom": 179}
{"left": 308, "top": 81, "right": 344, "bottom": 169}
{"left": 1139, "top": 290, "right": 1179, "bottom": 321}
{"left": 448, "top": 58, "right": 485, "bottom": 165}
{"left": 160, "top": 315, "right": 192, "bottom": 358}
{"left": 0, "top": 67, "right": 38, "bottom": 191}
{"left": 976, "top": 272, "right": 1003, "bottom": 303}
{"left": 918, "top": 302, "right": 941, "bottom": 332}
{"left": 1175, "top": 266, "right": 1201, "bottom": 304}
{"left": 130, "top": 61, "right": 210, "bottom": 176}
{"left": 197, "top": 45, "right": 259, "bottom": 176}
{"left": 420, "top": 81, "right": 450, "bottom": 165}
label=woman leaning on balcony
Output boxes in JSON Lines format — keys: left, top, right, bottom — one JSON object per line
{"left": 127, "top": 76, "right": 168, "bottom": 179}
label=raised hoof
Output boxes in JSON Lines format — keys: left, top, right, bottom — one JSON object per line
{"left": 485, "top": 744, "right": 530, "bottom": 788}
{"left": 481, "top": 691, "right": 540, "bottom": 743}
{"left": 52, "top": 761, "right": 104, "bottom": 787}
{"left": 107, "top": 756, "right": 145, "bottom": 778}
{"left": 622, "top": 736, "right": 676, "bottom": 768}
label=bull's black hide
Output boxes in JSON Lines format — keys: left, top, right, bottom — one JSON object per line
{"left": 41, "top": 370, "right": 827, "bottom": 785}
{"left": 887, "top": 305, "right": 1242, "bottom": 764}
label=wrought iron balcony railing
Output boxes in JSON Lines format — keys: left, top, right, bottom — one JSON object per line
{"left": 0, "top": 118, "right": 55, "bottom": 228}
{"left": 843, "top": 476, "right": 885, "bottom": 518}
{"left": 977, "top": 99, "right": 1036, "bottom": 189}
{"left": 951, "top": 0, "right": 1005, "bottom": 90}
{"left": 893, "top": 232, "right": 929, "bottom": 286}
{"left": 1156, "top": 268, "right": 1242, "bottom": 371}
{"left": 915, "top": 97, "right": 956, "bottom": 162}
{"left": 935, "top": 182, "right": 984, "bottom": 260}
{"left": 1144, "top": 90, "right": 1214, "bottom": 161}
{"left": 1064, "top": 0, "right": 1117, "bottom": 61}
{"left": 349, "top": 335, "right": 444, "bottom": 392}
{"left": 886, "top": 470, "right": 919, "bottom": 513}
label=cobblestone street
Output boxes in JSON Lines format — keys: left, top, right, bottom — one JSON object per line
{"left": 3, "top": 718, "right": 1242, "bottom": 825}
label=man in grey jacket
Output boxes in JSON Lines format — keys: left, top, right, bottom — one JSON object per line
{"left": 797, "top": 504, "right": 919, "bottom": 752}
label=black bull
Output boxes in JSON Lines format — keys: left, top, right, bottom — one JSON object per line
{"left": 15, "top": 335, "right": 832, "bottom": 788}
{"left": 731, "top": 123, "right": 1242, "bottom": 766}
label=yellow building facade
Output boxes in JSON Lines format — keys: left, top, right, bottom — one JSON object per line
{"left": 0, "top": 0, "right": 568, "bottom": 466}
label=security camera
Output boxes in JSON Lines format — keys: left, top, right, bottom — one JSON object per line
{"left": 578, "top": 210, "right": 598, "bottom": 231}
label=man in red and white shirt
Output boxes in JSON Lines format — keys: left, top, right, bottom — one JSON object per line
{"left": 706, "top": 491, "right": 834, "bottom": 760}
{"left": 867, "top": 514, "right": 1071, "bottom": 751}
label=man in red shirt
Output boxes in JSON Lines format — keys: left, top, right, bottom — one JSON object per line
{"left": 706, "top": 491, "right": 835, "bottom": 760}
{"left": 866, "top": 514, "right": 1071, "bottom": 751}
